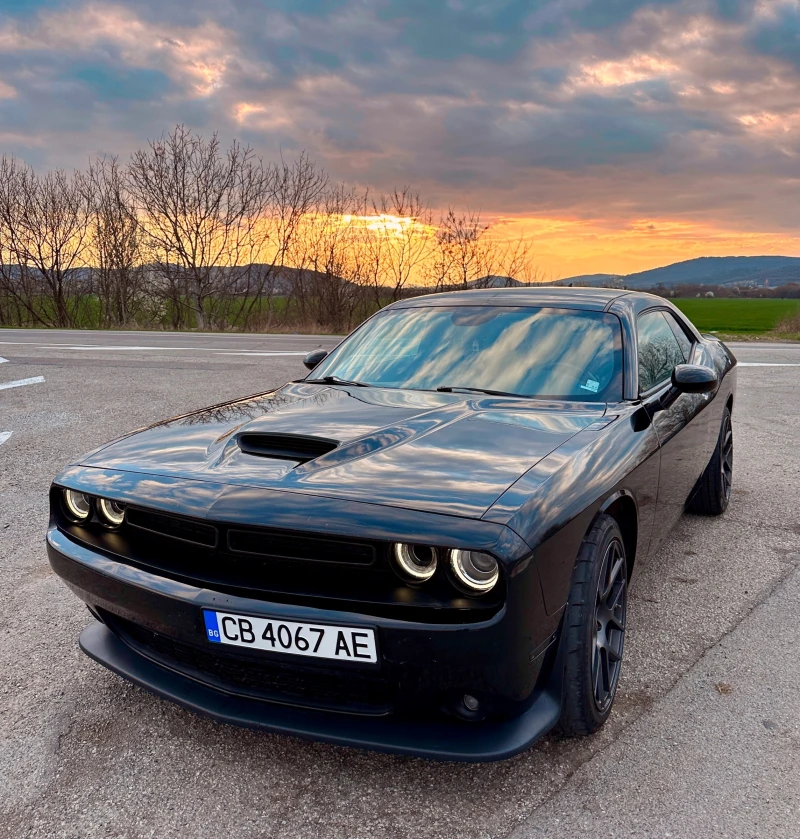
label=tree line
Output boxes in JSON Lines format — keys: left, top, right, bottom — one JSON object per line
{"left": 0, "top": 125, "right": 539, "bottom": 332}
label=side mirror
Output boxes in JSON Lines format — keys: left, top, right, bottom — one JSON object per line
{"left": 646, "top": 364, "right": 718, "bottom": 418}
{"left": 303, "top": 349, "right": 329, "bottom": 371}
{"left": 672, "top": 364, "right": 718, "bottom": 394}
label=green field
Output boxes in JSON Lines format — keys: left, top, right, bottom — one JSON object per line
{"left": 672, "top": 298, "right": 800, "bottom": 335}
{"left": 3, "top": 292, "right": 800, "bottom": 337}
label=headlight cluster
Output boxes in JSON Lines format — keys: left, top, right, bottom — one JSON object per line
{"left": 393, "top": 543, "right": 438, "bottom": 582}
{"left": 391, "top": 542, "right": 499, "bottom": 594}
{"left": 62, "top": 489, "right": 92, "bottom": 521}
{"left": 449, "top": 549, "right": 500, "bottom": 593}
{"left": 61, "top": 489, "right": 127, "bottom": 529}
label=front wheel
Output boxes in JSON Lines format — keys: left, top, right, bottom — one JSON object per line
{"left": 559, "top": 514, "right": 628, "bottom": 736}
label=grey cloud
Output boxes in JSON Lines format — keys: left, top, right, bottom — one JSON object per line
{"left": 0, "top": 0, "right": 798, "bottom": 231}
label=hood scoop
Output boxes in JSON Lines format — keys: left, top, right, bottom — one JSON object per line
{"left": 237, "top": 432, "right": 339, "bottom": 463}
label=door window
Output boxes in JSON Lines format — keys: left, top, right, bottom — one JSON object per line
{"left": 637, "top": 311, "right": 686, "bottom": 393}
{"left": 663, "top": 311, "right": 693, "bottom": 361}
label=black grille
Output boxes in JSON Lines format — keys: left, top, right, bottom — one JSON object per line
{"left": 127, "top": 508, "right": 217, "bottom": 547}
{"left": 110, "top": 615, "right": 394, "bottom": 715}
{"left": 237, "top": 433, "right": 339, "bottom": 462}
{"left": 229, "top": 528, "right": 375, "bottom": 565}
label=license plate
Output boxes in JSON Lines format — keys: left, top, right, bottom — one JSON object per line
{"left": 202, "top": 610, "right": 378, "bottom": 664}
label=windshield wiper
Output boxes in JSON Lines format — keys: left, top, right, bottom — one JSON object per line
{"left": 436, "top": 385, "right": 530, "bottom": 398}
{"left": 304, "top": 375, "right": 371, "bottom": 388}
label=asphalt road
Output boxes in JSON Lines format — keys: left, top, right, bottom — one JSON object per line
{"left": 1, "top": 329, "right": 799, "bottom": 839}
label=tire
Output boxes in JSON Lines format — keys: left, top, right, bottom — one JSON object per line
{"left": 559, "top": 514, "right": 628, "bottom": 737}
{"left": 688, "top": 407, "right": 733, "bottom": 516}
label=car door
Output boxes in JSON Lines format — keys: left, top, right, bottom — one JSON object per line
{"left": 664, "top": 309, "right": 719, "bottom": 470}
{"left": 637, "top": 309, "right": 711, "bottom": 549}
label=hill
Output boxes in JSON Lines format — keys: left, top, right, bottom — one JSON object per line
{"left": 553, "top": 257, "right": 800, "bottom": 289}
{"left": 465, "top": 275, "right": 523, "bottom": 288}
{"left": 620, "top": 256, "right": 800, "bottom": 288}
{"left": 554, "top": 273, "right": 620, "bottom": 287}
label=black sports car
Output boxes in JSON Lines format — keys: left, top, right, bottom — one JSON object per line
{"left": 47, "top": 288, "right": 736, "bottom": 761}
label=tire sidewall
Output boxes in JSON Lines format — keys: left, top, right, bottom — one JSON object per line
{"left": 560, "top": 514, "right": 627, "bottom": 735}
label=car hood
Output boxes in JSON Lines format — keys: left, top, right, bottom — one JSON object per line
{"left": 80, "top": 382, "right": 606, "bottom": 519}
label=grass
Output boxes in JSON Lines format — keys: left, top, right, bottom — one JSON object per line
{"left": 672, "top": 298, "right": 800, "bottom": 338}
{"left": 0, "top": 292, "right": 384, "bottom": 332}
{"left": 4, "top": 293, "right": 800, "bottom": 339}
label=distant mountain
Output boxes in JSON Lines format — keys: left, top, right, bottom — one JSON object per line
{"left": 554, "top": 273, "right": 620, "bottom": 287}
{"left": 620, "top": 256, "right": 800, "bottom": 288}
{"left": 466, "top": 275, "right": 525, "bottom": 288}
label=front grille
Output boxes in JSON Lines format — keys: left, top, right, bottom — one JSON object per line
{"left": 229, "top": 528, "right": 375, "bottom": 565}
{"left": 127, "top": 507, "right": 218, "bottom": 547}
{"left": 109, "top": 614, "right": 394, "bottom": 715}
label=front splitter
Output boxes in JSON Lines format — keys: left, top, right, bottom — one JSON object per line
{"left": 80, "top": 621, "right": 561, "bottom": 762}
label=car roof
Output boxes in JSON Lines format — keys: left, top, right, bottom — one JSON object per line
{"left": 387, "top": 286, "right": 636, "bottom": 312}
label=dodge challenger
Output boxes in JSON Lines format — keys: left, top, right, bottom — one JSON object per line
{"left": 47, "top": 288, "right": 736, "bottom": 761}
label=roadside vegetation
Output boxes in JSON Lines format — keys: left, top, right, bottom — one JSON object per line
{"left": 0, "top": 125, "right": 538, "bottom": 334}
{"left": 1, "top": 124, "right": 797, "bottom": 339}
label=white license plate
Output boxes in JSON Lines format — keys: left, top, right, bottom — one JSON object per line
{"left": 202, "top": 610, "right": 378, "bottom": 664}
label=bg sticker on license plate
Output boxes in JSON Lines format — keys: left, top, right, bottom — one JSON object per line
{"left": 203, "top": 610, "right": 378, "bottom": 663}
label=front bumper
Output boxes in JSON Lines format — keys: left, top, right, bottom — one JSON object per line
{"left": 48, "top": 527, "right": 564, "bottom": 761}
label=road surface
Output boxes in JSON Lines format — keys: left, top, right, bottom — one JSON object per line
{"left": 1, "top": 329, "right": 798, "bottom": 838}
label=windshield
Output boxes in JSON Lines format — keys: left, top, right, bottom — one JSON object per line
{"left": 311, "top": 305, "right": 624, "bottom": 402}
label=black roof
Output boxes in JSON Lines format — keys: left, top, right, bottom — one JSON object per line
{"left": 389, "top": 286, "right": 636, "bottom": 312}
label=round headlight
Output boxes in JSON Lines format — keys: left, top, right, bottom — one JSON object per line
{"left": 449, "top": 549, "right": 499, "bottom": 594}
{"left": 63, "top": 489, "right": 92, "bottom": 522}
{"left": 393, "top": 543, "right": 438, "bottom": 582}
{"left": 97, "top": 497, "right": 126, "bottom": 527}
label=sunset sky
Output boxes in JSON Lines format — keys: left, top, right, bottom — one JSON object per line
{"left": 0, "top": 0, "right": 799, "bottom": 278}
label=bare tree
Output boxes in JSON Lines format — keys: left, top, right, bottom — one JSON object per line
{"left": 0, "top": 132, "right": 545, "bottom": 332}
{"left": 424, "top": 209, "right": 542, "bottom": 291}
{"left": 287, "top": 183, "right": 370, "bottom": 330}
{"left": 87, "top": 155, "right": 146, "bottom": 327}
{"left": 365, "top": 187, "right": 431, "bottom": 304}
{"left": 494, "top": 234, "right": 544, "bottom": 286}
{"left": 425, "top": 208, "right": 493, "bottom": 290}
{"left": 126, "top": 125, "right": 272, "bottom": 329}
{"left": 0, "top": 156, "right": 92, "bottom": 327}
{"left": 233, "top": 151, "right": 328, "bottom": 331}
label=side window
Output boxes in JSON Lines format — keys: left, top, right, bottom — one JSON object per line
{"left": 663, "top": 311, "right": 693, "bottom": 361}
{"left": 637, "top": 311, "right": 686, "bottom": 393}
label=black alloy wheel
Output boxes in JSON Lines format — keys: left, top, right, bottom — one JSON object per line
{"left": 689, "top": 407, "right": 733, "bottom": 515}
{"left": 592, "top": 537, "right": 627, "bottom": 713}
{"left": 720, "top": 411, "right": 733, "bottom": 506}
{"left": 559, "top": 513, "right": 628, "bottom": 736}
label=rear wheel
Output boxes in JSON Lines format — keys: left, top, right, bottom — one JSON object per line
{"left": 689, "top": 408, "right": 733, "bottom": 515}
{"left": 559, "top": 514, "right": 628, "bottom": 736}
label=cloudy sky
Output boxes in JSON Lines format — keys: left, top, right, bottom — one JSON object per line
{"left": 0, "top": 0, "right": 798, "bottom": 277}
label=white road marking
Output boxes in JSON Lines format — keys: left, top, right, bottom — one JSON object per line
{"left": 0, "top": 357, "right": 7, "bottom": 364}
{"left": 0, "top": 431, "right": 11, "bottom": 446}
{"left": 0, "top": 342, "right": 311, "bottom": 355}
{"left": 36, "top": 345, "right": 211, "bottom": 351}
{"left": 0, "top": 375, "right": 45, "bottom": 391}
{"left": 215, "top": 351, "right": 309, "bottom": 357}
{"left": 738, "top": 362, "right": 800, "bottom": 367}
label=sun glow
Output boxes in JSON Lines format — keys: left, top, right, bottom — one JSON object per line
{"left": 338, "top": 213, "right": 433, "bottom": 236}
